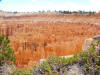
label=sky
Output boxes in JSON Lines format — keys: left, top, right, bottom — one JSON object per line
{"left": 0, "top": 0, "right": 100, "bottom": 12}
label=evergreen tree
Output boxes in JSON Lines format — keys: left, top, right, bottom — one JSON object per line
{"left": 0, "top": 34, "right": 15, "bottom": 66}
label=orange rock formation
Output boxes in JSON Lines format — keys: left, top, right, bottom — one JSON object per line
{"left": 0, "top": 13, "right": 100, "bottom": 68}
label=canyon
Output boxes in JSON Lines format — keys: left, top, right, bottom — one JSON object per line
{"left": 0, "top": 12, "right": 100, "bottom": 68}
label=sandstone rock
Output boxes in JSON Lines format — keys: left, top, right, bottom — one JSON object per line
{"left": 82, "top": 35, "right": 100, "bottom": 51}
{"left": 92, "top": 35, "right": 100, "bottom": 40}
{"left": 82, "top": 38, "right": 93, "bottom": 50}
{"left": 66, "top": 64, "right": 84, "bottom": 75}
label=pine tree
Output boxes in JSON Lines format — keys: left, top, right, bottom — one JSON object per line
{"left": 0, "top": 34, "right": 15, "bottom": 66}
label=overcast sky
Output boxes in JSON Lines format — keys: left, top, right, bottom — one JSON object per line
{"left": 0, "top": 0, "right": 100, "bottom": 12}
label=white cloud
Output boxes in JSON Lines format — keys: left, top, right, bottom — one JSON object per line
{"left": 0, "top": 3, "right": 2, "bottom": 6}
{"left": 32, "top": 0, "right": 36, "bottom": 2}
{"left": 90, "top": 0, "right": 100, "bottom": 6}
{"left": 0, "top": 0, "right": 100, "bottom": 12}
{"left": 0, "top": 2, "right": 93, "bottom": 12}
{"left": 5, "top": 0, "right": 8, "bottom": 2}
{"left": 89, "top": 0, "right": 100, "bottom": 11}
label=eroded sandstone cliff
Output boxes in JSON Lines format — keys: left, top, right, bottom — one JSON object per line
{"left": 0, "top": 13, "right": 100, "bottom": 68}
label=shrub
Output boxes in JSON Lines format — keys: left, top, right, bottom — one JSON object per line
{"left": 9, "top": 69, "right": 25, "bottom": 75}
{"left": 77, "top": 41, "right": 100, "bottom": 74}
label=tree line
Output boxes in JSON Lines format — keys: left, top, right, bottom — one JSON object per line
{"left": 0, "top": 10, "right": 97, "bottom": 15}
